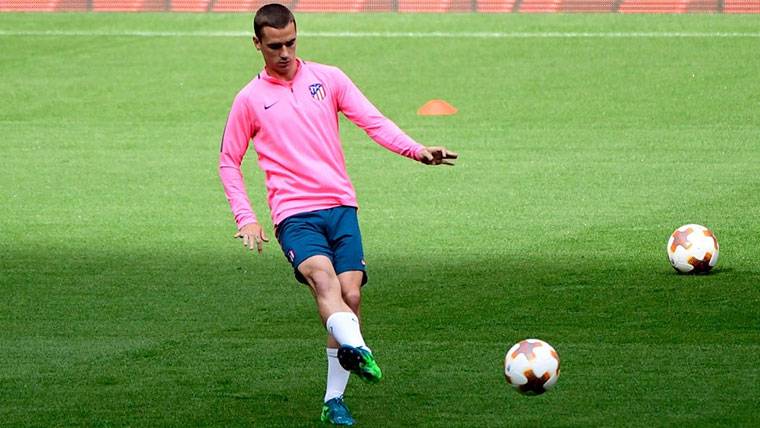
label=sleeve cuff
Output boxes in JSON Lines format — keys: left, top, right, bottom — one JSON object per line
{"left": 236, "top": 216, "right": 258, "bottom": 230}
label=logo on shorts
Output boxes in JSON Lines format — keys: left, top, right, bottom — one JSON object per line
{"left": 288, "top": 249, "right": 296, "bottom": 262}
{"left": 361, "top": 259, "right": 366, "bottom": 266}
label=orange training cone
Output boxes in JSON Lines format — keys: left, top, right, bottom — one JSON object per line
{"left": 417, "top": 99, "right": 458, "bottom": 116}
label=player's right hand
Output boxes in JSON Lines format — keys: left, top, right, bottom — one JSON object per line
{"left": 234, "top": 222, "right": 269, "bottom": 254}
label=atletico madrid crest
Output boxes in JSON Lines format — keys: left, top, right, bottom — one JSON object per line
{"left": 309, "top": 83, "right": 326, "bottom": 101}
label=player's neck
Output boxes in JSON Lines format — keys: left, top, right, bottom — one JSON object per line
{"left": 265, "top": 60, "right": 299, "bottom": 82}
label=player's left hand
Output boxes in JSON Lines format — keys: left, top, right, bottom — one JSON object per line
{"left": 418, "top": 146, "right": 458, "bottom": 166}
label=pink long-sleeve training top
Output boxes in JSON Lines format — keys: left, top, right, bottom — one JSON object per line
{"left": 219, "top": 59, "right": 425, "bottom": 228}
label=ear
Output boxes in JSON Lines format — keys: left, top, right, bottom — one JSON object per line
{"left": 252, "top": 36, "right": 262, "bottom": 51}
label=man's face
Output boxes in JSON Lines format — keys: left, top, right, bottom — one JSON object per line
{"left": 254, "top": 21, "right": 297, "bottom": 81}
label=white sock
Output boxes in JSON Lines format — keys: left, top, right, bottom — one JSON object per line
{"left": 324, "top": 348, "right": 350, "bottom": 402}
{"left": 325, "top": 311, "right": 367, "bottom": 349}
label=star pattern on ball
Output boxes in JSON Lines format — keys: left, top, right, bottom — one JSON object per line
{"left": 688, "top": 253, "right": 713, "bottom": 272}
{"left": 511, "top": 340, "right": 543, "bottom": 361}
{"left": 670, "top": 228, "right": 693, "bottom": 252}
{"left": 519, "top": 369, "right": 551, "bottom": 395}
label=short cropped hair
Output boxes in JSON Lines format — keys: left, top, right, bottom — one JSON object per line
{"left": 254, "top": 3, "right": 296, "bottom": 40}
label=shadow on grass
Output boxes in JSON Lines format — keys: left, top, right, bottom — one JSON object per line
{"left": 0, "top": 244, "right": 756, "bottom": 426}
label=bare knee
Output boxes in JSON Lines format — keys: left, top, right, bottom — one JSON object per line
{"left": 304, "top": 268, "right": 336, "bottom": 292}
{"left": 298, "top": 257, "right": 349, "bottom": 320}
{"left": 342, "top": 289, "right": 361, "bottom": 313}
{"left": 298, "top": 256, "right": 335, "bottom": 287}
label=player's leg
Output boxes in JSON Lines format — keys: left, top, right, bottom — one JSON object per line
{"left": 327, "top": 207, "right": 381, "bottom": 384}
{"left": 338, "top": 271, "right": 363, "bottom": 317}
{"left": 332, "top": 271, "right": 381, "bottom": 384}
{"left": 322, "top": 271, "right": 362, "bottom": 406}
{"left": 322, "top": 334, "right": 353, "bottom": 425}
{"left": 298, "top": 257, "right": 361, "bottom": 426}
{"left": 298, "top": 257, "right": 370, "bottom": 345}
{"left": 324, "top": 335, "right": 348, "bottom": 401}
{"left": 298, "top": 255, "right": 353, "bottom": 321}
{"left": 276, "top": 211, "right": 363, "bottom": 425}
{"left": 319, "top": 271, "right": 375, "bottom": 425}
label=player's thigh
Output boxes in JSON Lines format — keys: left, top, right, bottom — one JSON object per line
{"left": 276, "top": 212, "right": 332, "bottom": 285}
{"left": 328, "top": 207, "right": 368, "bottom": 285}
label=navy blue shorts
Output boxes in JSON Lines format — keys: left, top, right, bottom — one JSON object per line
{"left": 276, "top": 206, "right": 367, "bottom": 286}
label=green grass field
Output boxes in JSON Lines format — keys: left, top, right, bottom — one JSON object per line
{"left": 1, "top": 11, "right": 759, "bottom": 427}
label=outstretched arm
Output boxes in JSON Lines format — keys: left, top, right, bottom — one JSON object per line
{"left": 334, "top": 68, "right": 425, "bottom": 160}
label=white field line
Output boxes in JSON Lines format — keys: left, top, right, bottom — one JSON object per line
{"left": 1, "top": 29, "right": 760, "bottom": 38}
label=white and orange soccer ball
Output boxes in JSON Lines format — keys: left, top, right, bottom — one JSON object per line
{"left": 504, "top": 339, "right": 560, "bottom": 395}
{"left": 666, "top": 224, "right": 719, "bottom": 274}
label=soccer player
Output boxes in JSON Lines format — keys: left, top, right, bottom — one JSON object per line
{"left": 218, "top": 3, "right": 457, "bottom": 426}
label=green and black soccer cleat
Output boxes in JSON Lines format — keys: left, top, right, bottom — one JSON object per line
{"left": 337, "top": 345, "right": 383, "bottom": 384}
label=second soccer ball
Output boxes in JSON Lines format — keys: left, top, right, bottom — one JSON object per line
{"left": 667, "top": 224, "right": 719, "bottom": 274}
